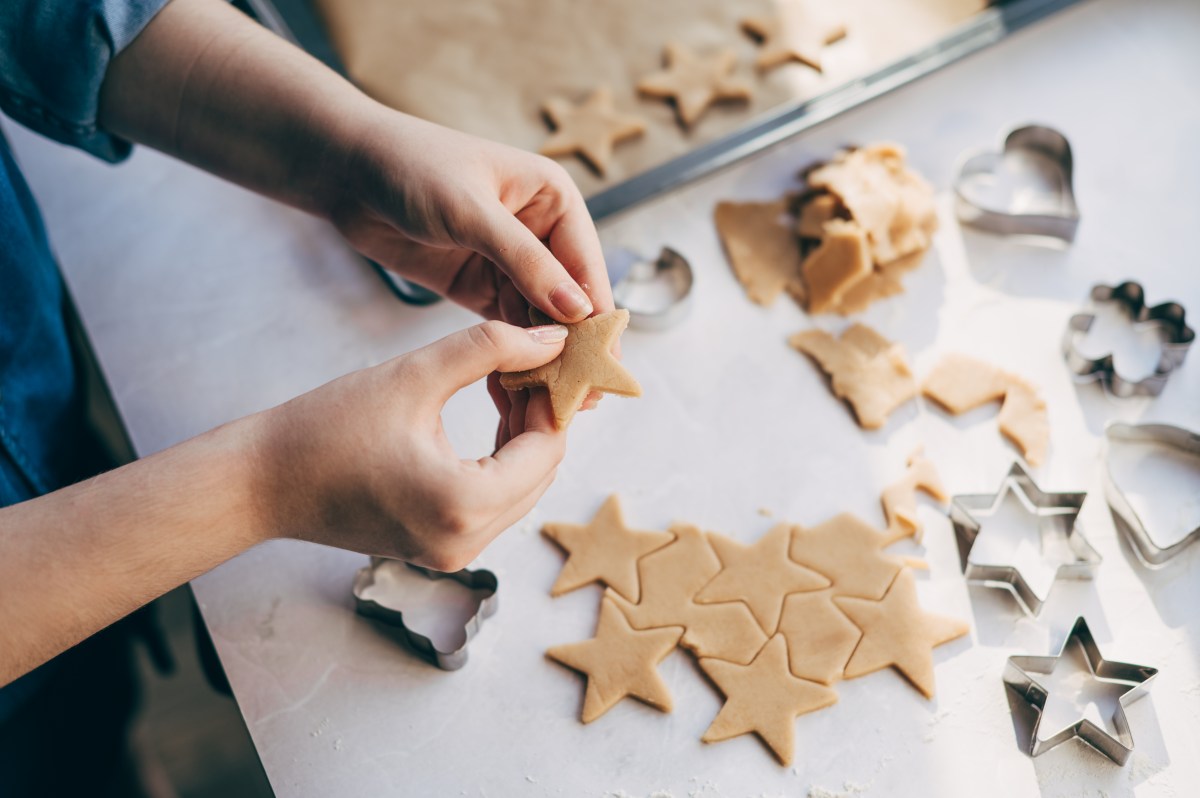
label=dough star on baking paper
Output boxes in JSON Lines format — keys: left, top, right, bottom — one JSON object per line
{"left": 698, "top": 634, "right": 838, "bottom": 766}
{"left": 636, "top": 43, "right": 753, "bottom": 128}
{"left": 695, "top": 524, "right": 829, "bottom": 634}
{"left": 538, "top": 86, "right": 646, "bottom": 176}
{"left": 833, "top": 568, "right": 969, "bottom": 699}
{"left": 788, "top": 513, "right": 916, "bottom": 601}
{"left": 546, "top": 593, "right": 683, "bottom": 724}
{"left": 542, "top": 494, "right": 674, "bottom": 603}
{"left": 741, "top": 0, "right": 847, "bottom": 72}
{"left": 500, "top": 309, "right": 641, "bottom": 429}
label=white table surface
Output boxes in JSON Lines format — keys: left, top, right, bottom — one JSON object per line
{"left": 7, "top": 0, "right": 1199, "bottom": 794}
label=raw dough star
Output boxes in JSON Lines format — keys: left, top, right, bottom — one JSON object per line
{"left": 542, "top": 494, "right": 674, "bottom": 602}
{"left": 789, "top": 513, "right": 906, "bottom": 600}
{"left": 789, "top": 323, "right": 917, "bottom": 429}
{"left": 881, "top": 447, "right": 949, "bottom": 545}
{"left": 833, "top": 568, "right": 969, "bottom": 699}
{"left": 500, "top": 309, "right": 642, "bottom": 429}
{"left": 741, "top": 0, "right": 847, "bottom": 72}
{"left": 695, "top": 524, "right": 830, "bottom": 634}
{"left": 539, "top": 87, "right": 646, "bottom": 176}
{"left": 777, "top": 589, "right": 862, "bottom": 685}
{"left": 547, "top": 593, "right": 684, "bottom": 723}
{"left": 714, "top": 199, "right": 805, "bottom": 306}
{"left": 698, "top": 634, "right": 838, "bottom": 766}
{"left": 611, "top": 523, "right": 767, "bottom": 664}
{"left": 636, "top": 43, "right": 753, "bottom": 128}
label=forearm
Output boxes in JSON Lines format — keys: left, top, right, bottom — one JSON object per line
{"left": 0, "top": 415, "right": 271, "bottom": 685}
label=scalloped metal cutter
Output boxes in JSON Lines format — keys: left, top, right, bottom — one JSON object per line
{"left": 606, "top": 246, "right": 694, "bottom": 330}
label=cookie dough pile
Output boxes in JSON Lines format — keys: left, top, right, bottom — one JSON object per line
{"left": 544, "top": 494, "right": 968, "bottom": 766}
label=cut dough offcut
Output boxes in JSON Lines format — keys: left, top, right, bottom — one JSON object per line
{"left": 997, "top": 376, "right": 1049, "bottom": 468}
{"left": 881, "top": 447, "right": 949, "bottom": 544}
{"left": 802, "top": 219, "right": 873, "bottom": 314}
{"left": 714, "top": 199, "right": 805, "bottom": 306}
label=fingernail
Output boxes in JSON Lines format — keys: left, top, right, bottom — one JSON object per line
{"left": 549, "top": 281, "right": 593, "bottom": 320}
{"left": 528, "top": 324, "right": 568, "bottom": 344}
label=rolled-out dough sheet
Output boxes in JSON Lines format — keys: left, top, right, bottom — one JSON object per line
{"left": 312, "top": 0, "right": 989, "bottom": 196}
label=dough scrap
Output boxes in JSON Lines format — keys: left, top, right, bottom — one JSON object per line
{"left": 546, "top": 593, "right": 683, "bottom": 723}
{"left": 789, "top": 513, "right": 907, "bottom": 601}
{"left": 539, "top": 86, "right": 646, "bottom": 176}
{"left": 542, "top": 494, "right": 674, "bottom": 602}
{"left": 699, "top": 635, "right": 838, "bottom": 766}
{"left": 801, "top": 220, "right": 874, "bottom": 314}
{"left": 776, "top": 589, "right": 862, "bottom": 685}
{"left": 795, "top": 191, "right": 843, "bottom": 239}
{"left": 789, "top": 323, "right": 917, "bottom": 429}
{"left": 834, "top": 568, "right": 969, "bottom": 699}
{"left": 713, "top": 199, "right": 805, "bottom": 306}
{"left": 695, "top": 524, "right": 830, "bottom": 635}
{"left": 881, "top": 447, "right": 949, "bottom": 545}
{"left": 636, "top": 43, "right": 753, "bottom": 128}
{"left": 922, "top": 354, "right": 1049, "bottom": 466}
{"left": 740, "top": 0, "right": 847, "bottom": 72}
{"left": 500, "top": 309, "right": 641, "bottom": 429}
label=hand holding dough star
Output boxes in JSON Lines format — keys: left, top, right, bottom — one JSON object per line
{"left": 546, "top": 593, "right": 683, "bottom": 723}
{"left": 742, "top": 0, "right": 847, "bottom": 72}
{"left": 539, "top": 87, "right": 647, "bottom": 176}
{"left": 542, "top": 494, "right": 674, "bottom": 602}
{"left": 699, "top": 635, "right": 838, "bottom": 766}
{"left": 500, "top": 309, "right": 641, "bottom": 429}
{"left": 637, "top": 43, "right": 753, "bottom": 128}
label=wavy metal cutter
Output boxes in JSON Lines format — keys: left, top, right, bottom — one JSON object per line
{"left": 1063, "top": 281, "right": 1194, "bottom": 398}
{"left": 1003, "top": 616, "right": 1158, "bottom": 765}
{"left": 949, "top": 462, "right": 1100, "bottom": 616}
{"left": 353, "top": 557, "right": 498, "bottom": 671}
{"left": 1104, "top": 421, "right": 1200, "bottom": 567}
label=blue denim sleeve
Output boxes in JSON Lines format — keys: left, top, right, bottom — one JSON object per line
{"left": 0, "top": 0, "right": 171, "bottom": 163}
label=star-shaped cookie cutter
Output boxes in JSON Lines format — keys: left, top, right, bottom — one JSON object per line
{"left": 1063, "top": 281, "right": 1194, "bottom": 398}
{"left": 1003, "top": 616, "right": 1158, "bottom": 765}
{"left": 948, "top": 462, "right": 1100, "bottom": 616}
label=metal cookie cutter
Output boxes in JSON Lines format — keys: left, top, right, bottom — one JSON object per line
{"left": 1003, "top": 616, "right": 1158, "bottom": 765}
{"left": 352, "top": 557, "right": 498, "bottom": 671}
{"left": 949, "top": 462, "right": 1100, "bottom": 616}
{"left": 1063, "top": 281, "right": 1194, "bottom": 398}
{"left": 1104, "top": 421, "right": 1200, "bottom": 567}
{"left": 954, "top": 124, "right": 1080, "bottom": 242}
{"left": 606, "top": 246, "right": 694, "bottom": 331}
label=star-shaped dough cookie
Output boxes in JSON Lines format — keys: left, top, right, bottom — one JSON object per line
{"left": 741, "top": 0, "right": 847, "bottom": 72}
{"left": 789, "top": 513, "right": 906, "bottom": 600}
{"left": 881, "top": 447, "right": 949, "bottom": 545}
{"left": 714, "top": 199, "right": 805, "bottom": 306}
{"left": 542, "top": 495, "right": 674, "bottom": 602}
{"left": 695, "top": 525, "right": 829, "bottom": 634}
{"left": 699, "top": 634, "right": 838, "bottom": 766}
{"left": 539, "top": 87, "right": 647, "bottom": 176}
{"left": 500, "top": 309, "right": 641, "bottom": 429}
{"left": 777, "top": 589, "right": 863, "bottom": 685}
{"left": 546, "top": 593, "right": 684, "bottom": 723}
{"left": 834, "top": 568, "right": 969, "bottom": 699}
{"left": 636, "top": 43, "right": 753, "bottom": 128}
{"left": 610, "top": 524, "right": 767, "bottom": 664}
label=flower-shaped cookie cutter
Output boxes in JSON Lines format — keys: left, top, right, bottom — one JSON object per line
{"left": 948, "top": 462, "right": 1100, "bottom": 616}
{"left": 954, "top": 124, "right": 1080, "bottom": 243}
{"left": 1104, "top": 421, "right": 1200, "bottom": 568}
{"left": 1063, "top": 281, "right": 1194, "bottom": 397}
{"left": 352, "top": 557, "right": 498, "bottom": 671}
{"left": 607, "top": 246, "right": 694, "bottom": 331}
{"left": 1003, "top": 616, "right": 1158, "bottom": 765}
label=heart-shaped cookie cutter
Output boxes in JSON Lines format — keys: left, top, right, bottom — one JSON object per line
{"left": 1104, "top": 421, "right": 1200, "bottom": 568}
{"left": 954, "top": 124, "right": 1080, "bottom": 243}
{"left": 606, "top": 246, "right": 694, "bottom": 331}
{"left": 1063, "top": 281, "right": 1194, "bottom": 398}
{"left": 352, "top": 557, "right": 498, "bottom": 670}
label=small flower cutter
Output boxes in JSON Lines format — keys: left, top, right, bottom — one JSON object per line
{"left": 954, "top": 124, "right": 1080, "bottom": 243}
{"left": 606, "top": 246, "right": 694, "bottom": 331}
{"left": 1003, "top": 616, "right": 1158, "bottom": 765}
{"left": 1063, "top": 281, "right": 1194, "bottom": 397}
{"left": 1104, "top": 421, "right": 1200, "bottom": 567}
{"left": 948, "top": 462, "right": 1100, "bottom": 616}
{"left": 352, "top": 557, "right": 498, "bottom": 671}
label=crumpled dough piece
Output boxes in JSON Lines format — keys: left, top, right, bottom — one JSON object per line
{"left": 833, "top": 568, "right": 969, "bottom": 699}
{"left": 830, "top": 246, "right": 926, "bottom": 316}
{"left": 776, "top": 589, "right": 862, "bottom": 685}
{"left": 542, "top": 494, "right": 674, "bottom": 602}
{"left": 714, "top": 199, "right": 805, "bottom": 306}
{"left": 539, "top": 86, "right": 646, "bottom": 176}
{"left": 789, "top": 323, "right": 917, "bottom": 429}
{"left": 795, "top": 191, "right": 843, "bottom": 240}
{"left": 922, "top": 354, "right": 1049, "bottom": 466}
{"left": 801, "top": 219, "right": 873, "bottom": 314}
{"left": 546, "top": 593, "right": 683, "bottom": 723}
{"left": 740, "top": 0, "right": 847, "bottom": 73}
{"left": 636, "top": 43, "right": 753, "bottom": 128}
{"left": 881, "top": 447, "right": 949, "bottom": 545}
{"left": 789, "top": 513, "right": 912, "bottom": 601}
{"left": 500, "top": 309, "right": 641, "bottom": 429}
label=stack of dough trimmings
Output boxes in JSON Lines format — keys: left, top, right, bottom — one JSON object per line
{"left": 544, "top": 495, "right": 969, "bottom": 766}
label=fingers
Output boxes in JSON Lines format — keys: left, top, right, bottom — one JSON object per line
{"left": 544, "top": 198, "right": 615, "bottom": 315}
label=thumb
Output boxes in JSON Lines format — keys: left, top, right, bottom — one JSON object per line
{"left": 403, "top": 320, "right": 566, "bottom": 408}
